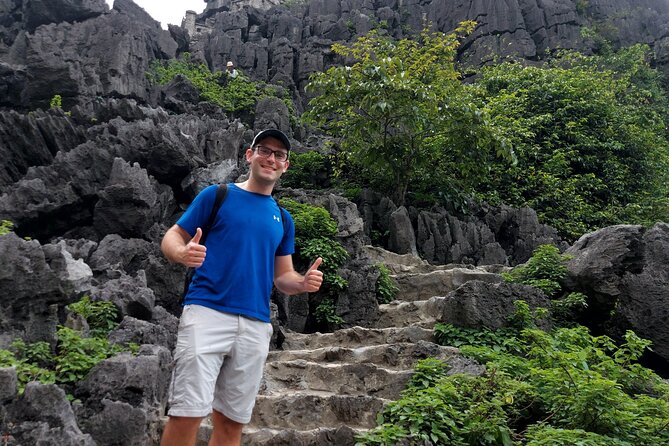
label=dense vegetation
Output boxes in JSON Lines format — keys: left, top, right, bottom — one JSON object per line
{"left": 303, "top": 31, "right": 669, "bottom": 240}
{"left": 0, "top": 297, "right": 136, "bottom": 394}
{"left": 145, "top": 28, "right": 669, "bottom": 242}
{"left": 147, "top": 53, "right": 295, "bottom": 121}
{"left": 355, "top": 244, "right": 669, "bottom": 445}
{"left": 303, "top": 23, "right": 514, "bottom": 207}
{"left": 475, "top": 45, "right": 669, "bottom": 239}
{"left": 357, "top": 316, "right": 669, "bottom": 446}
{"left": 279, "top": 199, "right": 349, "bottom": 328}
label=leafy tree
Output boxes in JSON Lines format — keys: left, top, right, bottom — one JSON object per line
{"left": 475, "top": 45, "right": 669, "bottom": 239}
{"left": 304, "top": 24, "right": 514, "bottom": 207}
{"left": 280, "top": 151, "right": 331, "bottom": 189}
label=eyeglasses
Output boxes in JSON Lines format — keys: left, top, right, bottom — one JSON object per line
{"left": 254, "top": 145, "right": 289, "bottom": 162}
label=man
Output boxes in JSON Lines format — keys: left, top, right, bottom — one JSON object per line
{"left": 160, "top": 129, "right": 323, "bottom": 446}
{"left": 226, "top": 61, "right": 238, "bottom": 79}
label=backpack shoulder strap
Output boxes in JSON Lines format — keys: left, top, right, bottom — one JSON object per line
{"left": 182, "top": 184, "right": 229, "bottom": 303}
{"left": 200, "top": 183, "right": 228, "bottom": 246}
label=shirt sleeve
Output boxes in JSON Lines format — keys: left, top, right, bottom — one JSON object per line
{"left": 176, "top": 185, "right": 218, "bottom": 237}
{"left": 276, "top": 209, "right": 295, "bottom": 256}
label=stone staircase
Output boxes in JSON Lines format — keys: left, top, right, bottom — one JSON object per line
{"left": 195, "top": 247, "right": 499, "bottom": 445}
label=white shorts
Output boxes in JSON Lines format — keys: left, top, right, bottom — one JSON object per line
{"left": 167, "top": 304, "right": 273, "bottom": 423}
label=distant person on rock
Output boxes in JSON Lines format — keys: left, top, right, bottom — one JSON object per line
{"left": 226, "top": 60, "right": 238, "bottom": 79}
{"left": 159, "top": 129, "right": 323, "bottom": 446}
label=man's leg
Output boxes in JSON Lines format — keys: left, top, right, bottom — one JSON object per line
{"left": 160, "top": 416, "right": 204, "bottom": 446}
{"left": 209, "top": 410, "right": 243, "bottom": 446}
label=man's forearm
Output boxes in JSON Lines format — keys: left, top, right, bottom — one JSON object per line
{"left": 274, "top": 271, "right": 308, "bottom": 296}
{"left": 161, "top": 226, "right": 188, "bottom": 265}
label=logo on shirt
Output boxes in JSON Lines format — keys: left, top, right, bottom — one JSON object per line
{"left": 273, "top": 215, "right": 281, "bottom": 223}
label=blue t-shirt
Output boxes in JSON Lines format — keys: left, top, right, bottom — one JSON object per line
{"left": 176, "top": 183, "right": 295, "bottom": 322}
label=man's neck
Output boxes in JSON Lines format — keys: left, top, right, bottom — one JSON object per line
{"left": 236, "top": 178, "right": 274, "bottom": 196}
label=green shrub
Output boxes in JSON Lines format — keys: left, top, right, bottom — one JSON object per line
{"left": 551, "top": 292, "right": 588, "bottom": 324}
{"left": 502, "top": 244, "right": 568, "bottom": 297}
{"left": 280, "top": 199, "right": 349, "bottom": 327}
{"left": 54, "top": 326, "right": 127, "bottom": 384}
{"left": 313, "top": 297, "right": 344, "bottom": 326}
{"left": 434, "top": 323, "right": 521, "bottom": 354}
{"left": 281, "top": 199, "right": 338, "bottom": 244}
{"left": 49, "top": 94, "right": 62, "bottom": 108}
{"left": 147, "top": 53, "right": 294, "bottom": 119}
{"left": 407, "top": 357, "right": 450, "bottom": 390}
{"left": 280, "top": 151, "right": 330, "bottom": 189}
{"left": 357, "top": 304, "right": 669, "bottom": 445}
{"left": 0, "top": 219, "right": 13, "bottom": 235}
{"left": 504, "top": 246, "right": 590, "bottom": 325}
{"left": 375, "top": 263, "right": 399, "bottom": 304}
{"left": 0, "top": 297, "right": 136, "bottom": 392}
{"left": 301, "top": 237, "right": 349, "bottom": 275}
{"left": 10, "top": 339, "right": 53, "bottom": 367}
{"left": 67, "top": 296, "right": 119, "bottom": 337}
{"left": 525, "top": 425, "right": 631, "bottom": 446}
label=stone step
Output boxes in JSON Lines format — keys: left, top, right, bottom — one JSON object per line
{"left": 361, "top": 245, "right": 508, "bottom": 275}
{"left": 260, "top": 360, "right": 412, "bottom": 399}
{"left": 241, "top": 426, "right": 362, "bottom": 446}
{"left": 195, "top": 425, "right": 363, "bottom": 446}
{"left": 392, "top": 267, "right": 502, "bottom": 301}
{"left": 375, "top": 297, "right": 446, "bottom": 329}
{"left": 361, "top": 245, "right": 441, "bottom": 274}
{"left": 250, "top": 393, "right": 388, "bottom": 431}
{"left": 267, "top": 341, "right": 459, "bottom": 370}
{"left": 281, "top": 325, "right": 435, "bottom": 350}
{"left": 191, "top": 417, "right": 363, "bottom": 446}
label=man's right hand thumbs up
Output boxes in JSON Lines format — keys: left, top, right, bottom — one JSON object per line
{"left": 183, "top": 227, "right": 207, "bottom": 268}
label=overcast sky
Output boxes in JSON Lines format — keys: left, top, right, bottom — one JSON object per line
{"left": 104, "top": 0, "right": 207, "bottom": 29}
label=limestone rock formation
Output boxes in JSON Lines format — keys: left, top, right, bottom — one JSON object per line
{"left": 565, "top": 223, "right": 669, "bottom": 362}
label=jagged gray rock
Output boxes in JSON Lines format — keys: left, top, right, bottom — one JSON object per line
{"left": 0, "top": 106, "right": 244, "bottom": 241}
{"left": 437, "top": 280, "right": 553, "bottom": 330}
{"left": 388, "top": 206, "right": 418, "bottom": 256}
{"left": 0, "top": 109, "right": 87, "bottom": 189}
{"left": 109, "top": 310, "right": 178, "bottom": 352}
{"left": 360, "top": 189, "right": 563, "bottom": 266}
{"left": 94, "top": 271, "right": 156, "bottom": 321}
{"left": 88, "top": 234, "right": 185, "bottom": 314}
{"left": 22, "top": 0, "right": 108, "bottom": 32}
{"left": 7, "top": 382, "right": 96, "bottom": 446}
{"left": 42, "top": 241, "right": 94, "bottom": 295}
{"left": 0, "top": 366, "right": 17, "bottom": 401}
{"left": 565, "top": 223, "right": 669, "bottom": 362}
{"left": 93, "top": 157, "right": 174, "bottom": 239}
{"left": 74, "top": 345, "right": 172, "bottom": 446}
{"left": 2, "top": 0, "right": 669, "bottom": 113}
{"left": 0, "top": 233, "right": 65, "bottom": 347}
{"left": 1, "top": 2, "right": 669, "bottom": 444}
{"left": 1, "top": 0, "right": 175, "bottom": 108}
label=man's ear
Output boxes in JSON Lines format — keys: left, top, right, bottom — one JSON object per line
{"left": 245, "top": 148, "right": 254, "bottom": 163}
{"left": 282, "top": 160, "right": 290, "bottom": 172}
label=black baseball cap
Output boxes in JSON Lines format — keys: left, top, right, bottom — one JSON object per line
{"left": 250, "top": 129, "right": 291, "bottom": 151}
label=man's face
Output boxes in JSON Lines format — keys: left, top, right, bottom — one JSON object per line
{"left": 246, "top": 136, "right": 290, "bottom": 185}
